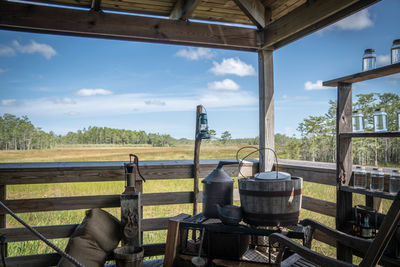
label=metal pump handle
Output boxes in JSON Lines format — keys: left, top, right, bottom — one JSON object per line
{"left": 216, "top": 161, "right": 238, "bottom": 169}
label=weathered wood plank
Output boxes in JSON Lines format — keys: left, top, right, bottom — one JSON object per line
{"left": 170, "top": 0, "right": 202, "bottom": 20}
{"left": 0, "top": 159, "right": 257, "bottom": 185}
{"left": 3, "top": 243, "right": 165, "bottom": 267}
{"left": 0, "top": 1, "right": 258, "bottom": 51}
{"left": 0, "top": 217, "right": 172, "bottom": 242}
{"left": 233, "top": 0, "right": 267, "bottom": 28}
{"left": 258, "top": 49, "right": 275, "bottom": 172}
{"left": 272, "top": 0, "right": 379, "bottom": 49}
{"left": 262, "top": 0, "right": 379, "bottom": 49}
{"left": 278, "top": 160, "right": 336, "bottom": 186}
{"left": 302, "top": 196, "right": 336, "bottom": 217}
{"left": 0, "top": 192, "right": 194, "bottom": 214}
{"left": 324, "top": 62, "right": 400, "bottom": 87}
{"left": 336, "top": 82, "right": 353, "bottom": 262}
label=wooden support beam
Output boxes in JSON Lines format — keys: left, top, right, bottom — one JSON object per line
{"left": 0, "top": 1, "right": 258, "bottom": 52}
{"left": 262, "top": 0, "right": 381, "bottom": 49}
{"left": 170, "top": 0, "right": 202, "bottom": 21}
{"left": 258, "top": 49, "right": 274, "bottom": 172}
{"left": 336, "top": 82, "right": 353, "bottom": 263}
{"left": 233, "top": 0, "right": 268, "bottom": 29}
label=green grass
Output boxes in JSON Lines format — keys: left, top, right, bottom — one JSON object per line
{"left": 0, "top": 145, "right": 393, "bottom": 262}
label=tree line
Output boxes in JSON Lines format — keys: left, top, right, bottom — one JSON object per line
{"left": 280, "top": 93, "right": 400, "bottom": 167}
{"left": 1, "top": 92, "right": 399, "bottom": 167}
{"left": 0, "top": 114, "right": 255, "bottom": 149}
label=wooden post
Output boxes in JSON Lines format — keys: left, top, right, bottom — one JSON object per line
{"left": 258, "top": 49, "right": 274, "bottom": 172}
{"left": 163, "top": 213, "right": 190, "bottom": 267}
{"left": 0, "top": 185, "right": 6, "bottom": 256}
{"left": 336, "top": 82, "right": 353, "bottom": 263}
{"left": 193, "top": 105, "right": 202, "bottom": 215}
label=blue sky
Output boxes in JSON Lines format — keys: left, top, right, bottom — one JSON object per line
{"left": 0, "top": 0, "right": 399, "bottom": 139}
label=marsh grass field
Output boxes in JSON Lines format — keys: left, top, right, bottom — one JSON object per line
{"left": 0, "top": 145, "right": 392, "bottom": 261}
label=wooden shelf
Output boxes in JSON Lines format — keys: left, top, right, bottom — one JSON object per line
{"left": 339, "top": 131, "right": 400, "bottom": 138}
{"left": 323, "top": 62, "right": 400, "bottom": 87}
{"left": 340, "top": 186, "right": 397, "bottom": 200}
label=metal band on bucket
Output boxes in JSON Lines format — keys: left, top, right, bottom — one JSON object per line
{"left": 239, "top": 188, "right": 302, "bottom": 197}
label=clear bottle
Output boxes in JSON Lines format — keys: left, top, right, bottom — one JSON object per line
{"left": 354, "top": 166, "right": 367, "bottom": 188}
{"left": 392, "top": 39, "right": 400, "bottom": 64}
{"left": 389, "top": 170, "right": 400, "bottom": 195}
{"left": 352, "top": 110, "right": 364, "bottom": 132}
{"left": 362, "top": 49, "right": 376, "bottom": 71}
{"left": 370, "top": 167, "right": 384, "bottom": 192}
{"left": 373, "top": 108, "right": 388, "bottom": 132}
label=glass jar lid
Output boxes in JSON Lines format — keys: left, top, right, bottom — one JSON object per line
{"left": 364, "top": 48, "right": 375, "bottom": 53}
{"left": 393, "top": 39, "right": 400, "bottom": 45}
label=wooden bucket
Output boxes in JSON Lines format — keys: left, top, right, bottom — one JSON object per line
{"left": 238, "top": 176, "right": 303, "bottom": 226}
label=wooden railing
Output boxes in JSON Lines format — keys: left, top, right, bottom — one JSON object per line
{"left": 0, "top": 158, "right": 337, "bottom": 266}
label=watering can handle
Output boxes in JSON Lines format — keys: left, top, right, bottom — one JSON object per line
{"left": 129, "top": 154, "right": 146, "bottom": 182}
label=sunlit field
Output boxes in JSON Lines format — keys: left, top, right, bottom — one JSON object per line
{"left": 0, "top": 145, "right": 392, "bottom": 260}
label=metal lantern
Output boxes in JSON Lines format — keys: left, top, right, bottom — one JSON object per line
{"left": 196, "top": 111, "right": 210, "bottom": 139}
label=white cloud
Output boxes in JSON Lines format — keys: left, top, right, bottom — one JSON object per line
{"left": 377, "top": 54, "right": 390, "bottom": 66}
{"left": 210, "top": 58, "right": 256, "bottom": 77}
{"left": 0, "top": 91, "right": 257, "bottom": 119}
{"left": 175, "top": 48, "right": 215, "bottom": 60}
{"left": 48, "top": 97, "right": 76, "bottom": 104}
{"left": 13, "top": 40, "right": 56, "bottom": 59}
{"left": 331, "top": 9, "right": 373, "bottom": 31}
{"left": 0, "top": 68, "right": 8, "bottom": 73}
{"left": 0, "top": 45, "right": 15, "bottom": 57}
{"left": 65, "top": 111, "right": 79, "bottom": 116}
{"left": 76, "top": 88, "right": 113, "bottom": 96}
{"left": 208, "top": 79, "right": 240, "bottom": 91}
{"left": 304, "top": 80, "right": 331, "bottom": 91}
{"left": 144, "top": 99, "right": 166, "bottom": 106}
{"left": 1, "top": 99, "right": 17, "bottom": 106}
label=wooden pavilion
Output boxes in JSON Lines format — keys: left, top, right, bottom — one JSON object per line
{"left": 1, "top": 0, "right": 400, "bottom": 266}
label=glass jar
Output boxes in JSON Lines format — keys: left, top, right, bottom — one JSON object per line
{"left": 352, "top": 110, "right": 364, "bottom": 132}
{"left": 397, "top": 109, "right": 400, "bottom": 131}
{"left": 373, "top": 108, "right": 388, "bottom": 132}
{"left": 354, "top": 166, "right": 367, "bottom": 188}
{"left": 363, "top": 49, "right": 376, "bottom": 71}
{"left": 370, "top": 167, "right": 384, "bottom": 191}
{"left": 389, "top": 170, "right": 400, "bottom": 195}
{"left": 392, "top": 39, "right": 400, "bottom": 64}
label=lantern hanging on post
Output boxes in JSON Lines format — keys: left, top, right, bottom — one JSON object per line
{"left": 196, "top": 107, "right": 210, "bottom": 140}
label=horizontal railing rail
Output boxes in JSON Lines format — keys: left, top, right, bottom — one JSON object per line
{"left": 0, "top": 158, "right": 339, "bottom": 266}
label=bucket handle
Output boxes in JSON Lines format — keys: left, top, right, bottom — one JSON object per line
{"left": 235, "top": 146, "right": 279, "bottom": 179}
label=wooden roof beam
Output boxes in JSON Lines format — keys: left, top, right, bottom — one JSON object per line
{"left": 262, "top": 0, "right": 381, "bottom": 49}
{"left": 233, "top": 0, "right": 271, "bottom": 29}
{"left": 0, "top": 1, "right": 258, "bottom": 52}
{"left": 170, "top": 0, "right": 202, "bottom": 21}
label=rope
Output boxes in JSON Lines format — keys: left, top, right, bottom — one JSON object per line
{"left": 0, "top": 201, "right": 84, "bottom": 267}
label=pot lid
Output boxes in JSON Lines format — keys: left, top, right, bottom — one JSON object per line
{"left": 202, "top": 161, "right": 234, "bottom": 183}
{"left": 254, "top": 171, "right": 291, "bottom": 180}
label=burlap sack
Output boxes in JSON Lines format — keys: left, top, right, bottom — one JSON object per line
{"left": 58, "top": 236, "right": 107, "bottom": 267}
{"left": 71, "top": 208, "right": 121, "bottom": 252}
{"left": 58, "top": 208, "right": 122, "bottom": 267}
